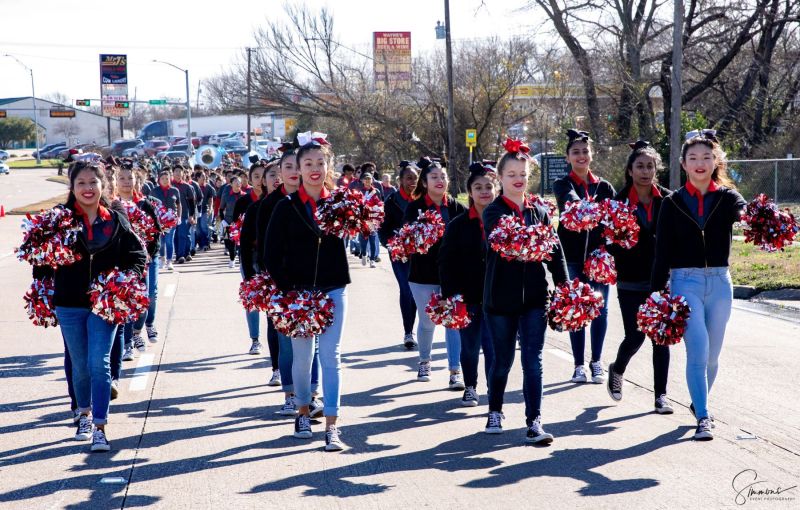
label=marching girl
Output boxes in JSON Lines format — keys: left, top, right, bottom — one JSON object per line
{"left": 218, "top": 175, "right": 246, "bottom": 268}
{"left": 606, "top": 141, "right": 673, "bottom": 414}
{"left": 357, "top": 170, "right": 381, "bottom": 268}
{"left": 257, "top": 147, "right": 323, "bottom": 418}
{"left": 378, "top": 161, "right": 419, "bottom": 350}
{"left": 150, "top": 169, "right": 181, "bottom": 271}
{"left": 34, "top": 161, "right": 146, "bottom": 452}
{"left": 438, "top": 163, "right": 497, "bottom": 407}
{"left": 403, "top": 157, "right": 466, "bottom": 388}
{"left": 651, "top": 131, "right": 746, "bottom": 441}
{"left": 264, "top": 139, "right": 349, "bottom": 450}
{"left": 482, "top": 140, "right": 568, "bottom": 444}
{"left": 552, "top": 129, "right": 616, "bottom": 384}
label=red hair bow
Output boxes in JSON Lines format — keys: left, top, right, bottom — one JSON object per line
{"left": 503, "top": 138, "right": 530, "bottom": 156}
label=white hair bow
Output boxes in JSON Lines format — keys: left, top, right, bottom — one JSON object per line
{"left": 297, "top": 131, "right": 329, "bottom": 147}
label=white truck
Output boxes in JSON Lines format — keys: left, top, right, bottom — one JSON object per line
{"left": 138, "top": 114, "right": 291, "bottom": 142}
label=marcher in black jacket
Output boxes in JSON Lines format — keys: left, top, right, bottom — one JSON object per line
{"left": 481, "top": 141, "right": 568, "bottom": 444}
{"left": 401, "top": 158, "right": 465, "bottom": 387}
{"left": 650, "top": 132, "right": 746, "bottom": 442}
{"left": 438, "top": 163, "right": 497, "bottom": 407}
{"left": 551, "top": 129, "right": 616, "bottom": 385}
{"left": 605, "top": 141, "right": 673, "bottom": 414}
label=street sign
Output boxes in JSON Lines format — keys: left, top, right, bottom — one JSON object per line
{"left": 465, "top": 129, "right": 477, "bottom": 147}
{"left": 114, "top": 101, "right": 130, "bottom": 108}
{"left": 0, "top": 110, "right": 6, "bottom": 118}
{"left": 75, "top": 99, "right": 91, "bottom": 106}
{"left": 50, "top": 109, "right": 76, "bottom": 118}
{"left": 100, "top": 54, "right": 129, "bottom": 118}
{"left": 148, "top": 99, "right": 167, "bottom": 105}
{"left": 541, "top": 155, "right": 569, "bottom": 193}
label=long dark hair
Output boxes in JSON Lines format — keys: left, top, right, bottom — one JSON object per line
{"left": 623, "top": 141, "right": 663, "bottom": 189}
{"left": 466, "top": 164, "right": 497, "bottom": 206}
{"left": 680, "top": 132, "right": 735, "bottom": 188}
{"left": 65, "top": 162, "right": 110, "bottom": 210}
{"left": 565, "top": 128, "right": 592, "bottom": 153}
{"left": 411, "top": 157, "right": 442, "bottom": 199}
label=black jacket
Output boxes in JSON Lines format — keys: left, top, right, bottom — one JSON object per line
{"left": 552, "top": 175, "right": 616, "bottom": 264}
{"left": 264, "top": 192, "right": 351, "bottom": 291}
{"left": 379, "top": 190, "right": 413, "bottom": 246}
{"left": 403, "top": 196, "right": 466, "bottom": 285}
{"left": 482, "top": 197, "right": 568, "bottom": 316}
{"left": 256, "top": 187, "right": 289, "bottom": 270}
{"left": 33, "top": 207, "right": 147, "bottom": 309}
{"left": 239, "top": 197, "right": 264, "bottom": 280}
{"left": 233, "top": 192, "right": 258, "bottom": 222}
{"left": 651, "top": 186, "right": 746, "bottom": 291}
{"left": 607, "top": 184, "right": 670, "bottom": 285}
{"left": 438, "top": 210, "right": 486, "bottom": 305}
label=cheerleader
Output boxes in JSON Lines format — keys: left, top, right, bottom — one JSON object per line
{"left": 35, "top": 161, "right": 146, "bottom": 452}
{"left": 553, "top": 129, "right": 616, "bottom": 384}
{"left": 150, "top": 169, "right": 181, "bottom": 271}
{"left": 218, "top": 175, "right": 246, "bottom": 267}
{"left": 378, "top": 161, "right": 419, "bottom": 349}
{"left": 403, "top": 157, "right": 466, "bottom": 388}
{"left": 438, "top": 163, "right": 497, "bottom": 406}
{"left": 651, "top": 130, "right": 746, "bottom": 441}
{"left": 264, "top": 137, "right": 349, "bottom": 451}
{"left": 606, "top": 141, "right": 672, "bottom": 413}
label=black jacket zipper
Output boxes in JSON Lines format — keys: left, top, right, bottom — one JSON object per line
{"left": 673, "top": 195, "right": 724, "bottom": 268}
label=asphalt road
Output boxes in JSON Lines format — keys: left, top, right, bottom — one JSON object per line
{"left": 0, "top": 170, "right": 798, "bottom": 509}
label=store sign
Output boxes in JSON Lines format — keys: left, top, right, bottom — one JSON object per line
{"left": 100, "top": 54, "right": 130, "bottom": 118}
{"left": 373, "top": 32, "right": 411, "bottom": 91}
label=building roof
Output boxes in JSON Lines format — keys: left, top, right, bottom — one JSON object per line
{"left": 0, "top": 96, "right": 108, "bottom": 119}
{"left": 0, "top": 97, "right": 28, "bottom": 106}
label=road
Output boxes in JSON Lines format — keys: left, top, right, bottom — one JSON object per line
{"left": 0, "top": 169, "right": 798, "bottom": 509}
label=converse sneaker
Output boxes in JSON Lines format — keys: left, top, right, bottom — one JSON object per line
{"left": 448, "top": 372, "right": 466, "bottom": 391}
{"left": 325, "top": 426, "right": 345, "bottom": 451}
{"left": 690, "top": 403, "right": 715, "bottom": 428}
{"left": 72, "top": 409, "right": 81, "bottom": 425}
{"left": 589, "top": 361, "right": 605, "bottom": 383}
{"left": 248, "top": 340, "right": 262, "bottom": 355}
{"left": 606, "top": 362, "right": 623, "bottom": 401}
{"left": 268, "top": 370, "right": 282, "bottom": 386}
{"left": 74, "top": 414, "right": 93, "bottom": 441}
{"left": 279, "top": 395, "right": 297, "bottom": 416}
{"left": 146, "top": 325, "right": 158, "bottom": 343}
{"left": 91, "top": 428, "right": 111, "bottom": 452}
{"left": 655, "top": 394, "right": 674, "bottom": 414}
{"left": 309, "top": 397, "right": 324, "bottom": 419}
{"left": 228, "top": 260, "right": 235, "bottom": 268}
{"left": 417, "top": 361, "right": 431, "bottom": 382}
{"left": 110, "top": 379, "right": 119, "bottom": 400}
{"left": 293, "top": 414, "right": 312, "bottom": 439}
{"left": 122, "top": 346, "right": 135, "bottom": 361}
{"left": 461, "top": 386, "right": 479, "bottom": 407}
{"left": 525, "top": 416, "right": 554, "bottom": 445}
{"left": 484, "top": 411, "right": 504, "bottom": 434}
{"left": 133, "top": 334, "right": 146, "bottom": 352}
{"left": 403, "top": 333, "right": 417, "bottom": 350}
{"left": 571, "top": 365, "right": 588, "bottom": 383}
{"left": 694, "top": 418, "right": 714, "bottom": 441}
{"left": 369, "top": 260, "right": 376, "bottom": 268}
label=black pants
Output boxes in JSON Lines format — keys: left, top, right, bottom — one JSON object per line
{"left": 613, "top": 288, "right": 670, "bottom": 397}
{"left": 266, "top": 316, "right": 280, "bottom": 371}
{"left": 224, "top": 239, "right": 237, "bottom": 261}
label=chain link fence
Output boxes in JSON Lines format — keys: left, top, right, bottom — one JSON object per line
{"left": 727, "top": 158, "right": 800, "bottom": 211}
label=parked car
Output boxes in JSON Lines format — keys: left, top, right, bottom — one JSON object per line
{"left": 209, "top": 131, "right": 233, "bottom": 145}
{"left": 172, "top": 137, "right": 201, "bottom": 149}
{"left": 144, "top": 140, "right": 170, "bottom": 157}
{"left": 0, "top": 160, "right": 9, "bottom": 175}
{"left": 158, "top": 151, "right": 192, "bottom": 164}
{"left": 200, "top": 135, "right": 212, "bottom": 145}
{"left": 32, "top": 142, "right": 65, "bottom": 158}
{"left": 166, "top": 136, "right": 184, "bottom": 146}
{"left": 169, "top": 144, "right": 193, "bottom": 156}
{"left": 0, "top": 149, "right": 9, "bottom": 161}
{"left": 222, "top": 131, "right": 247, "bottom": 144}
{"left": 110, "top": 139, "right": 145, "bottom": 156}
{"left": 57, "top": 143, "right": 96, "bottom": 160}
{"left": 41, "top": 144, "right": 70, "bottom": 159}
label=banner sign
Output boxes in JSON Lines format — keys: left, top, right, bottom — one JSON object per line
{"left": 541, "top": 155, "right": 570, "bottom": 193}
{"left": 100, "top": 54, "right": 130, "bottom": 118}
{"left": 373, "top": 32, "right": 411, "bottom": 91}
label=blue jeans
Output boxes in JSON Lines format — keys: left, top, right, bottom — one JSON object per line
{"left": 278, "top": 330, "right": 319, "bottom": 394}
{"left": 460, "top": 304, "right": 495, "bottom": 390}
{"left": 358, "top": 232, "right": 379, "bottom": 261}
{"left": 567, "top": 263, "right": 609, "bottom": 366}
{"left": 197, "top": 211, "right": 211, "bottom": 249}
{"left": 133, "top": 260, "right": 158, "bottom": 330}
{"left": 189, "top": 222, "right": 196, "bottom": 252}
{"left": 240, "top": 265, "right": 260, "bottom": 339}
{"left": 291, "top": 287, "right": 347, "bottom": 416}
{"left": 486, "top": 308, "right": 547, "bottom": 425}
{"left": 409, "top": 282, "right": 461, "bottom": 370}
{"left": 670, "top": 267, "right": 733, "bottom": 420}
{"left": 175, "top": 220, "right": 190, "bottom": 258}
{"left": 391, "top": 260, "right": 416, "bottom": 335}
{"left": 55, "top": 307, "right": 118, "bottom": 424}
{"left": 160, "top": 227, "right": 176, "bottom": 261}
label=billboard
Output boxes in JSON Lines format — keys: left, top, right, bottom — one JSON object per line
{"left": 373, "top": 32, "right": 411, "bottom": 91}
{"left": 100, "top": 54, "right": 130, "bottom": 118}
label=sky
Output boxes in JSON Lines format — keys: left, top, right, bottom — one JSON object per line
{"left": 0, "top": 0, "right": 542, "bottom": 107}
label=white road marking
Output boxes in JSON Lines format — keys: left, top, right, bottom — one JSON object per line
{"left": 0, "top": 252, "right": 14, "bottom": 260}
{"left": 163, "top": 283, "right": 176, "bottom": 297}
{"left": 545, "top": 348, "right": 574, "bottom": 362}
{"left": 99, "top": 477, "right": 127, "bottom": 484}
{"left": 128, "top": 353, "right": 155, "bottom": 392}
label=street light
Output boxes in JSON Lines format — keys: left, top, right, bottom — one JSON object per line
{"left": 436, "top": 1, "right": 456, "bottom": 179}
{"left": 4, "top": 54, "right": 41, "bottom": 164}
{"left": 152, "top": 60, "right": 191, "bottom": 145}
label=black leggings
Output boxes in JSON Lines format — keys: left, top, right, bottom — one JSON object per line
{"left": 613, "top": 288, "right": 670, "bottom": 396}
{"left": 266, "top": 316, "right": 280, "bottom": 370}
{"left": 224, "top": 239, "right": 237, "bottom": 261}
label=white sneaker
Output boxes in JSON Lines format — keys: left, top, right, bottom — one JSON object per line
{"left": 361, "top": 255, "right": 367, "bottom": 266}
{"left": 279, "top": 395, "right": 297, "bottom": 416}
{"left": 268, "top": 370, "right": 282, "bottom": 386}
{"left": 133, "top": 334, "right": 146, "bottom": 352}
{"left": 228, "top": 260, "right": 235, "bottom": 268}
{"left": 122, "top": 347, "right": 135, "bottom": 361}
{"left": 571, "top": 365, "right": 588, "bottom": 383}
{"left": 417, "top": 361, "right": 431, "bottom": 382}
{"left": 90, "top": 428, "right": 111, "bottom": 452}
{"left": 369, "top": 259, "right": 376, "bottom": 268}
{"left": 74, "top": 415, "right": 93, "bottom": 441}
{"left": 158, "top": 256, "right": 165, "bottom": 268}
{"left": 248, "top": 341, "right": 262, "bottom": 355}
{"left": 146, "top": 325, "right": 158, "bottom": 343}
{"left": 293, "top": 414, "right": 313, "bottom": 439}
{"left": 167, "top": 261, "right": 174, "bottom": 271}
{"left": 589, "top": 361, "right": 605, "bottom": 383}
{"left": 325, "top": 426, "right": 345, "bottom": 451}
{"left": 448, "top": 372, "right": 465, "bottom": 390}
{"left": 309, "top": 397, "right": 324, "bottom": 418}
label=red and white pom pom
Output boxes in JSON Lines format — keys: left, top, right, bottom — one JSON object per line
{"left": 600, "top": 199, "right": 640, "bottom": 249}
{"left": 488, "top": 215, "right": 559, "bottom": 262}
{"left": 315, "top": 187, "right": 386, "bottom": 238}
{"left": 636, "top": 291, "right": 691, "bottom": 346}
{"left": 156, "top": 205, "right": 178, "bottom": 231}
{"left": 229, "top": 217, "right": 243, "bottom": 245}
{"left": 387, "top": 209, "right": 445, "bottom": 262}
{"left": 238, "top": 272, "right": 277, "bottom": 312}
{"left": 547, "top": 278, "right": 605, "bottom": 332}
{"left": 120, "top": 200, "right": 159, "bottom": 243}
{"left": 266, "top": 289, "right": 336, "bottom": 338}
{"left": 583, "top": 246, "right": 617, "bottom": 285}
{"left": 363, "top": 192, "right": 385, "bottom": 233}
{"left": 88, "top": 268, "right": 149, "bottom": 324}
{"left": 528, "top": 193, "right": 557, "bottom": 217}
{"left": 15, "top": 206, "right": 83, "bottom": 268}
{"left": 742, "top": 194, "right": 799, "bottom": 252}
{"left": 23, "top": 278, "right": 58, "bottom": 328}
{"left": 560, "top": 199, "right": 602, "bottom": 232}
{"left": 425, "top": 293, "right": 472, "bottom": 329}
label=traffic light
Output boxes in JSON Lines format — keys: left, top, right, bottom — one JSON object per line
{"left": 114, "top": 101, "right": 129, "bottom": 108}
{"left": 76, "top": 99, "right": 91, "bottom": 106}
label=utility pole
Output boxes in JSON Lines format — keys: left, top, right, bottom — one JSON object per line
{"left": 246, "top": 48, "right": 253, "bottom": 149}
{"left": 670, "top": 0, "right": 684, "bottom": 189}
{"left": 3, "top": 55, "right": 40, "bottom": 163}
{"left": 196, "top": 80, "right": 202, "bottom": 110}
{"left": 444, "top": 0, "right": 456, "bottom": 178}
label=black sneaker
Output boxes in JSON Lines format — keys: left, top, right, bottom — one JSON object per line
{"left": 484, "top": 411, "right": 504, "bottom": 434}
{"left": 606, "top": 362, "right": 622, "bottom": 402}
{"left": 74, "top": 414, "right": 93, "bottom": 441}
{"left": 403, "top": 333, "right": 417, "bottom": 350}
{"left": 589, "top": 361, "right": 605, "bottom": 383}
{"left": 325, "top": 426, "right": 345, "bottom": 451}
{"left": 525, "top": 416, "right": 554, "bottom": 445}
{"left": 690, "top": 403, "right": 715, "bottom": 428}
{"left": 90, "top": 428, "right": 111, "bottom": 452}
{"left": 309, "top": 398, "right": 324, "bottom": 419}
{"left": 293, "top": 414, "right": 312, "bottom": 439}
{"left": 461, "top": 387, "right": 479, "bottom": 407}
{"left": 693, "top": 418, "right": 714, "bottom": 441}
{"left": 654, "top": 394, "right": 674, "bottom": 414}
{"left": 185, "top": 255, "right": 193, "bottom": 262}
{"left": 177, "top": 257, "right": 186, "bottom": 264}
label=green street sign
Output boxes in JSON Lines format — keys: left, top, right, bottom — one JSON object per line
{"left": 149, "top": 99, "right": 167, "bottom": 105}
{"left": 76, "top": 99, "right": 91, "bottom": 106}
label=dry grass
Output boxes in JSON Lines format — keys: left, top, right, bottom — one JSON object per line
{"left": 8, "top": 159, "right": 62, "bottom": 169}
{"left": 46, "top": 175, "right": 69, "bottom": 185}
{"left": 730, "top": 241, "right": 800, "bottom": 290}
{"left": 9, "top": 193, "right": 69, "bottom": 215}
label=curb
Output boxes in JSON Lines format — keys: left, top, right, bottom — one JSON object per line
{"left": 733, "top": 285, "right": 758, "bottom": 299}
